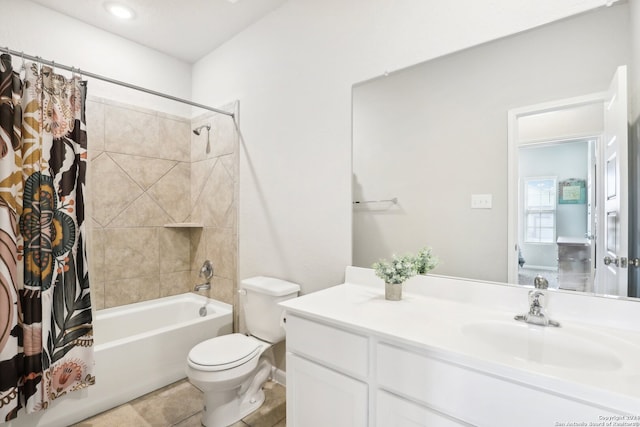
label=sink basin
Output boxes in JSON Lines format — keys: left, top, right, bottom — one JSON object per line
{"left": 461, "top": 321, "right": 623, "bottom": 371}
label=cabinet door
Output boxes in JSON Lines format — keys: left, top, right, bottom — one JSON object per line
{"left": 377, "top": 391, "right": 469, "bottom": 427}
{"left": 287, "top": 353, "right": 367, "bottom": 427}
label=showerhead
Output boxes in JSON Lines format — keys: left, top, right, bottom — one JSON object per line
{"left": 193, "top": 124, "right": 211, "bottom": 136}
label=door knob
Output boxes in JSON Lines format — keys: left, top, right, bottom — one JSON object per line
{"left": 617, "top": 258, "right": 639, "bottom": 268}
{"left": 629, "top": 258, "right": 640, "bottom": 268}
{"left": 603, "top": 256, "right": 619, "bottom": 266}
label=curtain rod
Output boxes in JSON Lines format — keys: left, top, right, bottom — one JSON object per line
{"left": 2, "top": 46, "right": 234, "bottom": 118}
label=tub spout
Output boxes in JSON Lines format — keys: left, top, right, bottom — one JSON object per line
{"left": 194, "top": 283, "right": 211, "bottom": 292}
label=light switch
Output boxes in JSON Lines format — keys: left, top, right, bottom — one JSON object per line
{"left": 471, "top": 194, "right": 492, "bottom": 209}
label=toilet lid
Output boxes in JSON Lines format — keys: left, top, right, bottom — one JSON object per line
{"left": 188, "top": 333, "right": 262, "bottom": 371}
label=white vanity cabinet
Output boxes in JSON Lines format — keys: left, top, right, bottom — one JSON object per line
{"left": 285, "top": 309, "right": 632, "bottom": 427}
{"left": 282, "top": 279, "right": 640, "bottom": 426}
{"left": 285, "top": 314, "right": 369, "bottom": 427}
{"left": 376, "top": 342, "right": 607, "bottom": 427}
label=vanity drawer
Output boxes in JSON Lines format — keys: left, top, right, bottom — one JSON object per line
{"left": 376, "top": 342, "right": 609, "bottom": 427}
{"left": 377, "top": 390, "right": 467, "bottom": 427}
{"left": 286, "top": 314, "right": 368, "bottom": 378}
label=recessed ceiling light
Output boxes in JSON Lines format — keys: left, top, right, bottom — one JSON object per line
{"left": 104, "top": 2, "right": 135, "bottom": 20}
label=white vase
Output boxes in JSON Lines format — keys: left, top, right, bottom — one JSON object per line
{"left": 385, "top": 283, "right": 402, "bottom": 301}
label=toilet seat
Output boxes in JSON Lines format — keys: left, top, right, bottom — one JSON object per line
{"left": 188, "top": 333, "right": 262, "bottom": 372}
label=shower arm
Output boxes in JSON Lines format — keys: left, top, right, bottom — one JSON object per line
{"left": 193, "top": 124, "right": 212, "bottom": 153}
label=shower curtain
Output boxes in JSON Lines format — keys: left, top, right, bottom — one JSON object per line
{"left": 0, "top": 54, "right": 94, "bottom": 422}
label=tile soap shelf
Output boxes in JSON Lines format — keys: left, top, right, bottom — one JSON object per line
{"left": 163, "top": 222, "right": 204, "bottom": 228}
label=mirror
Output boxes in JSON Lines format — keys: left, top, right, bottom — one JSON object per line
{"left": 352, "top": 3, "right": 639, "bottom": 298}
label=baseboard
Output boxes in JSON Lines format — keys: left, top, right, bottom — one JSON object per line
{"left": 270, "top": 367, "right": 287, "bottom": 386}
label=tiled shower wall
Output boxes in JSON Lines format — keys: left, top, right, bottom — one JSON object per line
{"left": 86, "top": 97, "right": 238, "bottom": 312}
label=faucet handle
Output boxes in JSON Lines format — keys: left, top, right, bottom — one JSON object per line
{"left": 528, "top": 290, "right": 544, "bottom": 314}
{"left": 533, "top": 274, "right": 548, "bottom": 289}
{"left": 199, "top": 260, "right": 214, "bottom": 281}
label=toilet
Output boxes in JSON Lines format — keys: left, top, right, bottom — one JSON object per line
{"left": 186, "top": 276, "right": 300, "bottom": 427}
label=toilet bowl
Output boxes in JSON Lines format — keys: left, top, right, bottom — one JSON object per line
{"left": 186, "top": 276, "right": 300, "bottom": 427}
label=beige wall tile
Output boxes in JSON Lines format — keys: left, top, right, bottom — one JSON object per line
{"left": 191, "top": 160, "right": 234, "bottom": 227}
{"left": 104, "top": 228, "right": 159, "bottom": 281}
{"left": 218, "top": 153, "right": 237, "bottom": 182}
{"left": 88, "top": 99, "right": 238, "bottom": 311}
{"left": 212, "top": 113, "right": 237, "bottom": 158}
{"left": 109, "top": 153, "right": 177, "bottom": 190}
{"left": 159, "top": 116, "right": 190, "bottom": 162}
{"left": 223, "top": 204, "right": 237, "bottom": 234}
{"left": 190, "top": 158, "right": 216, "bottom": 209}
{"left": 204, "top": 227, "right": 236, "bottom": 280}
{"left": 147, "top": 162, "right": 191, "bottom": 223}
{"left": 91, "top": 154, "right": 143, "bottom": 226}
{"left": 90, "top": 280, "right": 105, "bottom": 311}
{"left": 191, "top": 107, "right": 237, "bottom": 162}
{"left": 160, "top": 271, "right": 192, "bottom": 297}
{"left": 159, "top": 228, "right": 191, "bottom": 273}
{"left": 189, "top": 228, "right": 205, "bottom": 271}
{"left": 89, "top": 227, "right": 105, "bottom": 284}
{"left": 104, "top": 275, "right": 160, "bottom": 308}
{"left": 109, "top": 194, "right": 172, "bottom": 227}
{"left": 104, "top": 105, "right": 160, "bottom": 158}
{"left": 209, "top": 276, "right": 235, "bottom": 306}
{"left": 190, "top": 113, "right": 216, "bottom": 162}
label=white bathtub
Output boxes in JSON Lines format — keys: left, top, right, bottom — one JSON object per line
{"left": 8, "top": 293, "right": 232, "bottom": 427}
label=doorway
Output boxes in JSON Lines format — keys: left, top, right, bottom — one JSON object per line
{"left": 508, "top": 66, "right": 629, "bottom": 296}
{"left": 517, "top": 138, "right": 597, "bottom": 291}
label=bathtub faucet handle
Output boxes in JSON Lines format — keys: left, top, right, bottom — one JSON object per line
{"left": 199, "top": 260, "right": 214, "bottom": 281}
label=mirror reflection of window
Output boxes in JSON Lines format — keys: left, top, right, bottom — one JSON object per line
{"left": 524, "top": 177, "right": 557, "bottom": 244}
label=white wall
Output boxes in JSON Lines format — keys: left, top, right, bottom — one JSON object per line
{"left": 193, "top": 0, "right": 611, "bottom": 294}
{"left": 0, "top": 0, "right": 192, "bottom": 116}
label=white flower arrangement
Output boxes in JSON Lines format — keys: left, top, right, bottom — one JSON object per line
{"left": 372, "top": 247, "right": 439, "bottom": 284}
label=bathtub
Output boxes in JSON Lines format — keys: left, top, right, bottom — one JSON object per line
{"left": 8, "top": 293, "right": 232, "bottom": 427}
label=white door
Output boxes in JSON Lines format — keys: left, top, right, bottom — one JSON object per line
{"left": 597, "top": 65, "right": 629, "bottom": 296}
{"left": 587, "top": 139, "right": 598, "bottom": 290}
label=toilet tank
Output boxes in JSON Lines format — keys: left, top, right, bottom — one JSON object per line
{"left": 240, "top": 276, "right": 300, "bottom": 343}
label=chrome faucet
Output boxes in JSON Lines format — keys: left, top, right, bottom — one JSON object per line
{"left": 193, "top": 260, "right": 214, "bottom": 292}
{"left": 194, "top": 260, "right": 214, "bottom": 317}
{"left": 514, "top": 275, "right": 560, "bottom": 327}
{"left": 194, "top": 282, "right": 211, "bottom": 292}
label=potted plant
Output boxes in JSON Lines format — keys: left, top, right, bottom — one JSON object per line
{"left": 373, "top": 254, "right": 417, "bottom": 301}
{"left": 414, "top": 247, "right": 439, "bottom": 275}
{"left": 373, "top": 247, "right": 439, "bottom": 301}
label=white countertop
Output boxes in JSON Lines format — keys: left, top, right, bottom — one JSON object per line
{"left": 280, "top": 277, "right": 640, "bottom": 414}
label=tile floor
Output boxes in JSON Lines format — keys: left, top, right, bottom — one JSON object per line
{"left": 73, "top": 379, "right": 286, "bottom": 427}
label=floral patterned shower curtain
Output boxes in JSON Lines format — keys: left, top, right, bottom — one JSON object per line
{"left": 0, "top": 54, "right": 94, "bottom": 423}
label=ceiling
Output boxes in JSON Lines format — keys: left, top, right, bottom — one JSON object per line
{"left": 28, "top": 0, "right": 287, "bottom": 63}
